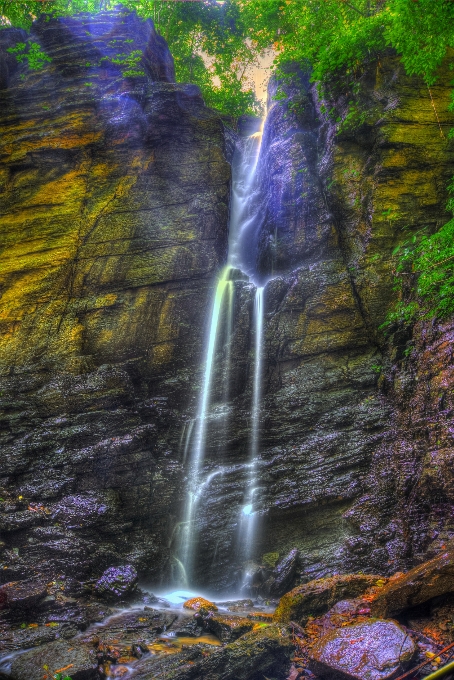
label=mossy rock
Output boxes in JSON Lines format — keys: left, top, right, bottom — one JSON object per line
{"left": 274, "top": 573, "right": 384, "bottom": 625}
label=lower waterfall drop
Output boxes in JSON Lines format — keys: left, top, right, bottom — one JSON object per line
{"left": 179, "top": 266, "right": 233, "bottom": 578}
{"left": 237, "top": 285, "right": 264, "bottom": 572}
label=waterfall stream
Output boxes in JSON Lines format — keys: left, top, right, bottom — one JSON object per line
{"left": 178, "top": 120, "right": 265, "bottom": 587}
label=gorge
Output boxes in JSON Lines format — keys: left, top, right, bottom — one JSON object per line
{"left": 1, "top": 4, "right": 454, "bottom": 679}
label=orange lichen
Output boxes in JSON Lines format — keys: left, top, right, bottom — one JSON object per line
{"left": 183, "top": 597, "right": 218, "bottom": 611}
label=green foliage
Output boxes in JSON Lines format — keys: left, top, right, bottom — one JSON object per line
{"left": 0, "top": 0, "right": 262, "bottom": 117}
{"left": 2, "top": 0, "right": 454, "bottom": 116}
{"left": 125, "top": 0, "right": 262, "bottom": 116}
{"left": 7, "top": 40, "right": 51, "bottom": 70}
{"left": 110, "top": 49, "right": 145, "bottom": 77}
{"left": 384, "top": 218, "right": 454, "bottom": 327}
{"left": 238, "top": 0, "right": 454, "bottom": 85}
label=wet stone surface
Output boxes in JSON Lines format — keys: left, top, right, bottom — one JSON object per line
{"left": 0, "top": 580, "right": 47, "bottom": 611}
{"left": 10, "top": 639, "right": 99, "bottom": 680}
{"left": 274, "top": 574, "right": 384, "bottom": 625}
{"left": 95, "top": 566, "right": 138, "bottom": 601}
{"left": 205, "top": 614, "right": 254, "bottom": 643}
{"left": 308, "top": 620, "right": 417, "bottom": 680}
{"left": 371, "top": 550, "right": 454, "bottom": 619}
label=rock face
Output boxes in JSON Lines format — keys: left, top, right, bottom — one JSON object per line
{"left": 0, "top": 7, "right": 230, "bottom": 584}
{"left": 1, "top": 5, "right": 453, "bottom": 592}
{"left": 309, "top": 620, "right": 416, "bottom": 680}
{"left": 188, "top": 55, "right": 454, "bottom": 587}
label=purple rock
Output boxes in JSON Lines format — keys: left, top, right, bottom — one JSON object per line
{"left": 95, "top": 565, "right": 138, "bottom": 599}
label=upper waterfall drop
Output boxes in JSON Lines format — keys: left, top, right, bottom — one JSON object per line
{"left": 228, "top": 119, "right": 265, "bottom": 279}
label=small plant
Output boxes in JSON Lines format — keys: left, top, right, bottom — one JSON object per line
{"left": 111, "top": 49, "right": 145, "bottom": 77}
{"left": 383, "top": 215, "right": 454, "bottom": 330}
{"left": 7, "top": 41, "right": 51, "bottom": 70}
{"left": 337, "top": 102, "right": 368, "bottom": 133}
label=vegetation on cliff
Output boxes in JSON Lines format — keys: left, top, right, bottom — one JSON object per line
{"left": 2, "top": 0, "right": 453, "bottom": 320}
{"left": 387, "top": 217, "right": 454, "bottom": 326}
{"left": 2, "top": 0, "right": 454, "bottom": 113}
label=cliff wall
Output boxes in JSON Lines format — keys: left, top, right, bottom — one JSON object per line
{"left": 248, "top": 54, "right": 454, "bottom": 580}
{"left": 0, "top": 8, "right": 230, "bottom": 584}
{"left": 0, "top": 8, "right": 453, "bottom": 592}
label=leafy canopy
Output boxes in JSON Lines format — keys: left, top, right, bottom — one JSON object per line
{"left": 2, "top": 1, "right": 454, "bottom": 109}
{"left": 238, "top": 0, "right": 454, "bottom": 85}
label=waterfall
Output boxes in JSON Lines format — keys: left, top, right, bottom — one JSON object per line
{"left": 179, "top": 266, "right": 233, "bottom": 576}
{"left": 251, "top": 286, "right": 264, "bottom": 461}
{"left": 178, "top": 118, "right": 265, "bottom": 586}
{"left": 236, "top": 285, "right": 264, "bottom": 576}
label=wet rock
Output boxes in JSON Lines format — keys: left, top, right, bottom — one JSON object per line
{"left": 371, "top": 550, "right": 454, "bottom": 619}
{"left": 241, "top": 562, "right": 268, "bottom": 595}
{"left": 247, "top": 612, "right": 274, "bottom": 622}
{"left": 10, "top": 638, "right": 98, "bottom": 680}
{"left": 172, "top": 613, "right": 200, "bottom": 638}
{"left": 274, "top": 574, "right": 384, "bottom": 625}
{"left": 0, "top": 623, "right": 78, "bottom": 655}
{"left": 0, "top": 579, "right": 47, "bottom": 610}
{"left": 309, "top": 619, "right": 417, "bottom": 680}
{"left": 95, "top": 565, "right": 138, "bottom": 600}
{"left": 215, "top": 598, "right": 254, "bottom": 611}
{"left": 97, "top": 607, "right": 177, "bottom": 639}
{"left": 134, "top": 624, "right": 293, "bottom": 680}
{"left": 45, "top": 601, "right": 113, "bottom": 630}
{"left": 183, "top": 597, "right": 218, "bottom": 612}
{"left": 131, "top": 644, "right": 216, "bottom": 680}
{"left": 0, "top": 4, "right": 230, "bottom": 589}
{"left": 266, "top": 549, "right": 299, "bottom": 597}
{"left": 206, "top": 614, "right": 254, "bottom": 643}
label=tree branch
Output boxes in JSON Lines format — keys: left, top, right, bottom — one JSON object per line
{"left": 338, "top": 0, "right": 368, "bottom": 17}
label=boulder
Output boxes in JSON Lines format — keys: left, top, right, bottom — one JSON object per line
{"left": 11, "top": 639, "right": 98, "bottom": 680}
{"left": 183, "top": 597, "right": 218, "bottom": 612}
{"left": 146, "top": 625, "right": 293, "bottom": 680}
{"left": 274, "top": 574, "right": 384, "bottom": 625}
{"left": 131, "top": 626, "right": 292, "bottom": 680}
{"left": 95, "top": 565, "right": 138, "bottom": 600}
{"left": 0, "top": 579, "right": 47, "bottom": 610}
{"left": 309, "top": 620, "right": 417, "bottom": 680}
{"left": 371, "top": 550, "right": 454, "bottom": 618}
{"left": 266, "top": 548, "right": 299, "bottom": 596}
{"left": 206, "top": 614, "right": 254, "bottom": 643}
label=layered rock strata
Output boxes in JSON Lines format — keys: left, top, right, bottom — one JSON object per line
{"left": 0, "top": 6, "right": 453, "bottom": 592}
{"left": 188, "top": 55, "right": 454, "bottom": 588}
{"left": 0, "top": 7, "right": 230, "bottom": 583}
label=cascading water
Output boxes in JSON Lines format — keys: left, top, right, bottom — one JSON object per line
{"left": 237, "top": 285, "right": 264, "bottom": 570}
{"left": 177, "top": 118, "right": 266, "bottom": 587}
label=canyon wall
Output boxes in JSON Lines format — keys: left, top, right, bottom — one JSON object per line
{"left": 190, "top": 55, "right": 454, "bottom": 589}
{"left": 0, "top": 7, "right": 453, "bottom": 592}
{"left": 0, "top": 8, "right": 230, "bottom": 584}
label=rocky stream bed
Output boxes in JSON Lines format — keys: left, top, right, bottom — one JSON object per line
{"left": 1, "top": 550, "right": 454, "bottom": 680}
